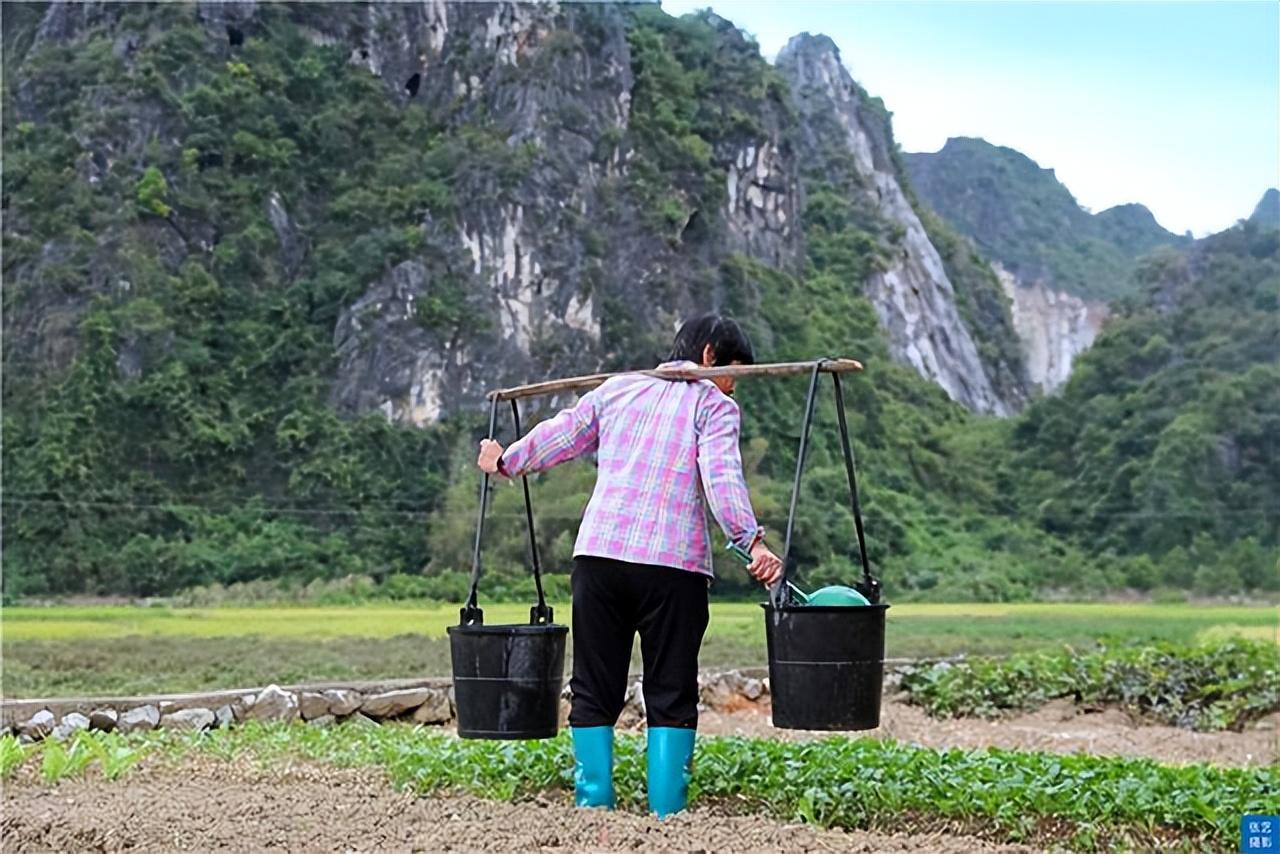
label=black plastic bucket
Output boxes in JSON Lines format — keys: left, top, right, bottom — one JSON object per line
{"left": 448, "top": 622, "right": 568, "bottom": 739}
{"left": 762, "top": 602, "right": 888, "bottom": 730}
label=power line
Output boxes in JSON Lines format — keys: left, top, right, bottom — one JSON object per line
{"left": 2, "top": 489, "right": 435, "bottom": 512}
{"left": 0, "top": 496, "right": 429, "bottom": 519}
{"left": 0, "top": 496, "right": 1274, "bottom": 522}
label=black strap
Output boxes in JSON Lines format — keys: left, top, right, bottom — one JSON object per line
{"left": 775, "top": 361, "right": 824, "bottom": 609}
{"left": 462, "top": 396, "right": 554, "bottom": 626}
{"left": 511, "top": 400, "right": 553, "bottom": 625}
{"left": 771, "top": 360, "right": 880, "bottom": 607}
{"left": 462, "top": 397, "right": 500, "bottom": 625}
{"left": 832, "top": 372, "right": 879, "bottom": 602}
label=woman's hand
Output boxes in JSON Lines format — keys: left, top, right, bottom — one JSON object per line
{"left": 746, "top": 541, "right": 783, "bottom": 586}
{"left": 477, "top": 439, "right": 505, "bottom": 475}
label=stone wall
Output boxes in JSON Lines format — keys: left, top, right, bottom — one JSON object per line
{"left": 1, "top": 669, "right": 776, "bottom": 743}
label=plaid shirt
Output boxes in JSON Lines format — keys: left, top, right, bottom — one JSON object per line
{"left": 498, "top": 361, "right": 763, "bottom": 575}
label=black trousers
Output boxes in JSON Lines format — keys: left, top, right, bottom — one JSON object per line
{"left": 569, "top": 555, "right": 710, "bottom": 729}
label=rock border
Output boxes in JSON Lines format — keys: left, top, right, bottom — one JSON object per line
{"left": 3, "top": 669, "right": 782, "bottom": 743}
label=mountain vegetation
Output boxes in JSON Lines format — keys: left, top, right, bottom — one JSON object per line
{"left": 903, "top": 137, "right": 1192, "bottom": 300}
{"left": 2, "top": 4, "right": 1274, "bottom": 602}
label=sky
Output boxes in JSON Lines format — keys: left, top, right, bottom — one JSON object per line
{"left": 659, "top": 0, "right": 1279, "bottom": 237}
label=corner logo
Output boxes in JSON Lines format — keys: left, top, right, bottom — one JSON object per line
{"left": 1243, "top": 816, "right": 1279, "bottom": 852}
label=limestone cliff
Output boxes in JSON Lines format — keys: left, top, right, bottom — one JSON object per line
{"left": 993, "top": 265, "right": 1108, "bottom": 392}
{"left": 5, "top": 2, "right": 1026, "bottom": 424}
{"left": 775, "top": 35, "right": 1020, "bottom": 415}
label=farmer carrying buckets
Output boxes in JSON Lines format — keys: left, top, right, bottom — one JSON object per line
{"left": 475, "top": 314, "right": 784, "bottom": 817}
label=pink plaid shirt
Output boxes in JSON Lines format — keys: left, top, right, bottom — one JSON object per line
{"left": 498, "top": 361, "right": 763, "bottom": 575}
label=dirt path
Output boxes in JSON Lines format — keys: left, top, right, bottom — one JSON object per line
{"left": 691, "top": 697, "right": 1279, "bottom": 767}
{"left": 2, "top": 757, "right": 1036, "bottom": 853}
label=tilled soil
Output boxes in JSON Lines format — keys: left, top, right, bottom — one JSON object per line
{"left": 692, "top": 697, "right": 1279, "bottom": 766}
{"left": 4, "top": 702, "right": 1271, "bottom": 852}
{"left": 2, "top": 756, "right": 1036, "bottom": 853}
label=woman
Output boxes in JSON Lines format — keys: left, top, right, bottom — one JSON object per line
{"left": 476, "top": 314, "right": 782, "bottom": 817}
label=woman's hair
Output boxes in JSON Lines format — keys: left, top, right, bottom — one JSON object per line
{"left": 669, "top": 314, "right": 755, "bottom": 366}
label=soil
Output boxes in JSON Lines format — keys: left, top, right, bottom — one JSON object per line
{"left": 2, "top": 756, "right": 1035, "bottom": 853}
{"left": 5, "top": 698, "right": 1272, "bottom": 852}
{"left": 690, "top": 697, "right": 1280, "bottom": 767}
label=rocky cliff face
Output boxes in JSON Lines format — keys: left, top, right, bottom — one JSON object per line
{"left": 321, "top": 1, "right": 640, "bottom": 420}
{"left": 237, "top": 2, "right": 804, "bottom": 423}
{"left": 5, "top": 2, "right": 1024, "bottom": 423}
{"left": 993, "top": 264, "right": 1108, "bottom": 392}
{"left": 776, "top": 35, "right": 1017, "bottom": 415}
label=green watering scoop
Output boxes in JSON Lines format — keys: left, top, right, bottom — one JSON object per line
{"left": 725, "top": 543, "right": 869, "bottom": 606}
{"left": 806, "top": 585, "right": 871, "bottom": 606}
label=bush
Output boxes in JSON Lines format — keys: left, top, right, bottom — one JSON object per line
{"left": 900, "top": 638, "right": 1280, "bottom": 731}
{"left": 170, "top": 571, "right": 480, "bottom": 606}
{"left": 1150, "top": 587, "right": 1189, "bottom": 604}
{"left": 135, "top": 166, "right": 172, "bottom": 217}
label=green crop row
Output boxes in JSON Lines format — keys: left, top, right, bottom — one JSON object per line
{"left": 900, "top": 638, "right": 1280, "bottom": 731}
{"left": 1, "top": 730, "right": 149, "bottom": 783}
{"left": 4, "top": 724, "right": 1275, "bottom": 849}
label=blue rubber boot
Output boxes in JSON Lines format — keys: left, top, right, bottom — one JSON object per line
{"left": 647, "top": 727, "right": 696, "bottom": 817}
{"left": 571, "top": 726, "right": 616, "bottom": 809}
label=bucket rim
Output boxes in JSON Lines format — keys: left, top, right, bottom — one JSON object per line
{"left": 448, "top": 622, "right": 569, "bottom": 635}
{"left": 760, "top": 602, "right": 890, "bottom": 613}
{"left": 456, "top": 729, "right": 561, "bottom": 740}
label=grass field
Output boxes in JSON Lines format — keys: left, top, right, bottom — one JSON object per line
{"left": 3, "top": 602, "right": 1276, "bottom": 698}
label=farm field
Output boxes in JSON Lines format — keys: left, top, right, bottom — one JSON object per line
{"left": 5, "top": 758, "right": 1007, "bottom": 854}
{"left": 3, "top": 601, "right": 1276, "bottom": 697}
{"left": 5, "top": 601, "right": 1277, "bottom": 852}
{"left": 3, "top": 723, "right": 1277, "bottom": 851}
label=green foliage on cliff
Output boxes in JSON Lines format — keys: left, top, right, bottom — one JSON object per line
{"left": 2, "top": 8, "right": 463, "bottom": 597}
{"left": 624, "top": 6, "right": 788, "bottom": 242}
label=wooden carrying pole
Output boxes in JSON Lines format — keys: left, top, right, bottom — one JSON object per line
{"left": 487, "top": 358, "right": 864, "bottom": 402}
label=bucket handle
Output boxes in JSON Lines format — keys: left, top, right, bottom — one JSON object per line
{"left": 772, "top": 360, "right": 880, "bottom": 608}
{"left": 462, "top": 397, "right": 554, "bottom": 626}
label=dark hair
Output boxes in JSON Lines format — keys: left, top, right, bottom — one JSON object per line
{"left": 669, "top": 314, "right": 755, "bottom": 366}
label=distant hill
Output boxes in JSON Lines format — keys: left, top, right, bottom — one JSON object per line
{"left": 1002, "top": 219, "right": 1279, "bottom": 589}
{"left": 1250, "top": 188, "right": 1280, "bottom": 229}
{"left": 1093, "top": 203, "right": 1188, "bottom": 256}
{"left": 903, "top": 137, "right": 1190, "bottom": 300}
